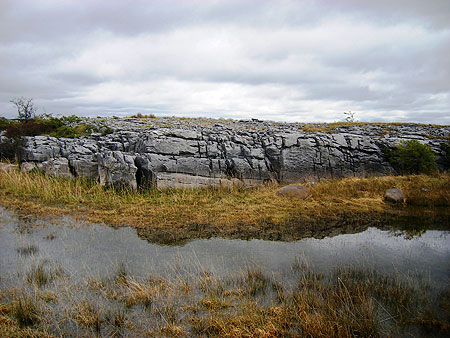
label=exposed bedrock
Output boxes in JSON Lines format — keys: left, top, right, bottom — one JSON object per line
{"left": 8, "top": 118, "right": 449, "bottom": 189}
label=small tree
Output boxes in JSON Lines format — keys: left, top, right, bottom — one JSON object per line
{"left": 387, "top": 140, "right": 437, "bottom": 175}
{"left": 10, "top": 97, "right": 37, "bottom": 120}
{"left": 344, "top": 111, "right": 356, "bottom": 122}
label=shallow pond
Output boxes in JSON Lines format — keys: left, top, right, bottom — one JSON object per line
{"left": 1, "top": 207, "right": 449, "bottom": 288}
{"left": 1, "top": 206, "right": 449, "bottom": 337}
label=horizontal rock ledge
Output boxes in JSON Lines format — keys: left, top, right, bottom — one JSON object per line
{"left": 1, "top": 117, "right": 448, "bottom": 189}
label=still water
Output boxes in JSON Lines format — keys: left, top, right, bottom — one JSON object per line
{"left": 1, "top": 206, "right": 449, "bottom": 288}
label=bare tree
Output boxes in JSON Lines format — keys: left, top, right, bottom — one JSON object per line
{"left": 10, "top": 97, "right": 37, "bottom": 120}
{"left": 344, "top": 111, "right": 356, "bottom": 122}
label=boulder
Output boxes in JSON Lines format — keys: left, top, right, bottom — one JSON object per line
{"left": 384, "top": 188, "right": 404, "bottom": 203}
{"left": 276, "top": 184, "right": 309, "bottom": 199}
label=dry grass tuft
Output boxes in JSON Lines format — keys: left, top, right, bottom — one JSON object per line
{"left": 121, "top": 277, "right": 169, "bottom": 309}
{"left": 72, "top": 300, "right": 103, "bottom": 333}
{"left": 11, "top": 296, "right": 40, "bottom": 328}
{"left": 17, "top": 244, "right": 39, "bottom": 256}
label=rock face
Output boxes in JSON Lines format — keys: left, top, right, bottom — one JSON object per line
{"left": 384, "top": 188, "right": 405, "bottom": 203}
{"left": 98, "top": 151, "right": 137, "bottom": 190}
{"left": 3, "top": 117, "right": 449, "bottom": 189}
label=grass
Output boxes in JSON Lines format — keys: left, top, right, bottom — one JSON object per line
{"left": 26, "top": 263, "right": 50, "bottom": 288}
{"left": 11, "top": 296, "right": 40, "bottom": 328}
{"left": 128, "top": 113, "right": 156, "bottom": 119}
{"left": 301, "top": 121, "right": 448, "bottom": 134}
{"left": 1, "top": 258, "right": 449, "bottom": 337}
{"left": 0, "top": 170, "right": 449, "bottom": 243}
{"left": 72, "top": 300, "right": 103, "bottom": 333}
{"left": 25, "top": 261, "right": 63, "bottom": 288}
{"left": 17, "top": 244, "right": 39, "bottom": 256}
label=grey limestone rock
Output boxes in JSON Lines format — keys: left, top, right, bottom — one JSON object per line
{"left": 69, "top": 156, "right": 98, "bottom": 178}
{"left": 156, "top": 173, "right": 238, "bottom": 189}
{"left": 13, "top": 118, "right": 450, "bottom": 189}
{"left": 98, "top": 151, "right": 137, "bottom": 190}
{"left": 384, "top": 188, "right": 405, "bottom": 203}
{"left": 41, "top": 157, "right": 73, "bottom": 178}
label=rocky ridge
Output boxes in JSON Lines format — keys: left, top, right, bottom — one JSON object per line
{"left": 6, "top": 117, "right": 450, "bottom": 189}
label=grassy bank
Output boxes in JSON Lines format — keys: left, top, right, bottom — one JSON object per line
{"left": 0, "top": 170, "right": 449, "bottom": 243}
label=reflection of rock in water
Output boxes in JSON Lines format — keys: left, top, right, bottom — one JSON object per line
{"left": 134, "top": 212, "right": 450, "bottom": 245}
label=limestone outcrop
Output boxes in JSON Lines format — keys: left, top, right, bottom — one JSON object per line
{"left": 3, "top": 117, "right": 449, "bottom": 189}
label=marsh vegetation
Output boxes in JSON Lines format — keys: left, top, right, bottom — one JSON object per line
{"left": 0, "top": 167, "right": 449, "bottom": 336}
{"left": 1, "top": 250, "right": 449, "bottom": 337}
{"left": 1, "top": 206, "right": 449, "bottom": 337}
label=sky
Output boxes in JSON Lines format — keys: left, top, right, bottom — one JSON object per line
{"left": 1, "top": 0, "right": 449, "bottom": 124}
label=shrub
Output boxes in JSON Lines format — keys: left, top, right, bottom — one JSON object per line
{"left": 0, "top": 117, "right": 16, "bottom": 131}
{"left": 387, "top": 140, "right": 437, "bottom": 175}
{"left": 441, "top": 141, "right": 450, "bottom": 170}
{"left": 4, "top": 116, "right": 81, "bottom": 138}
{"left": 50, "top": 125, "right": 78, "bottom": 138}
{"left": 130, "top": 113, "right": 156, "bottom": 119}
{"left": 0, "top": 137, "right": 24, "bottom": 162}
{"left": 60, "top": 114, "right": 82, "bottom": 124}
{"left": 5, "top": 119, "right": 51, "bottom": 137}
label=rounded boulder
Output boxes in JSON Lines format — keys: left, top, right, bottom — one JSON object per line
{"left": 384, "top": 188, "right": 404, "bottom": 203}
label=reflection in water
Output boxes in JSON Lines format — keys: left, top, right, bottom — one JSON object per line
{"left": 1, "top": 207, "right": 450, "bottom": 337}
{"left": 1, "top": 207, "right": 449, "bottom": 288}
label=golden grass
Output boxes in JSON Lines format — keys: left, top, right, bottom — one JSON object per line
{"left": 301, "top": 121, "right": 449, "bottom": 133}
{"left": 2, "top": 263, "right": 449, "bottom": 337}
{"left": 0, "top": 170, "right": 449, "bottom": 243}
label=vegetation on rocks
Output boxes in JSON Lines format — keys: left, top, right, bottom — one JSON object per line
{"left": 1, "top": 115, "right": 112, "bottom": 140}
{"left": 386, "top": 139, "right": 437, "bottom": 175}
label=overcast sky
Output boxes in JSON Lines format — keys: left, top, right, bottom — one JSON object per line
{"left": 1, "top": 0, "right": 449, "bottom": 124}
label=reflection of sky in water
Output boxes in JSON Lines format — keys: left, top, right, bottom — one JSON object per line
{"left": 1, "top": 207, "right": 449, "bottom": 289}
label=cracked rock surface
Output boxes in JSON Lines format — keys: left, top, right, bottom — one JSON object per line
{"left": 6, "top": 117, "right": 449, "bottom": 189}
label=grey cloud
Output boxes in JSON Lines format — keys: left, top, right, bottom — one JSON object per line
{"left": 1, "top": 0, "right": 449, "bottom": 124}
{"left": 331, "top": 0, "right": 450, "bottom": 30}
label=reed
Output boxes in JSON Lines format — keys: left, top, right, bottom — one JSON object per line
{"left": 1, "top": 262, "right": 449, "bottom": 337}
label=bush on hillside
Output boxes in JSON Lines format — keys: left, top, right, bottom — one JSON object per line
{"left": 441, "top": 141, "right": 450, "bottom": 170}
{"left": 0, "top": 137, "right": 24, "bottom": 162}
{"left": 386, "top": 140, "right": 437, "bottom": 175}
{"left": 3, "top": 116, "right": 84, "bottom": 138}
{"left": 0, "top": 117, "right": 16, "bottom": 131}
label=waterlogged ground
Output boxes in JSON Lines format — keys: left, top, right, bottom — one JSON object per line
{"left": 1, "top": 206, "right": 449, "bottom": 337}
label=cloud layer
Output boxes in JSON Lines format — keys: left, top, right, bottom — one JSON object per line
{"left": 1, "top": 0, "right": 449, "bottom": 123}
